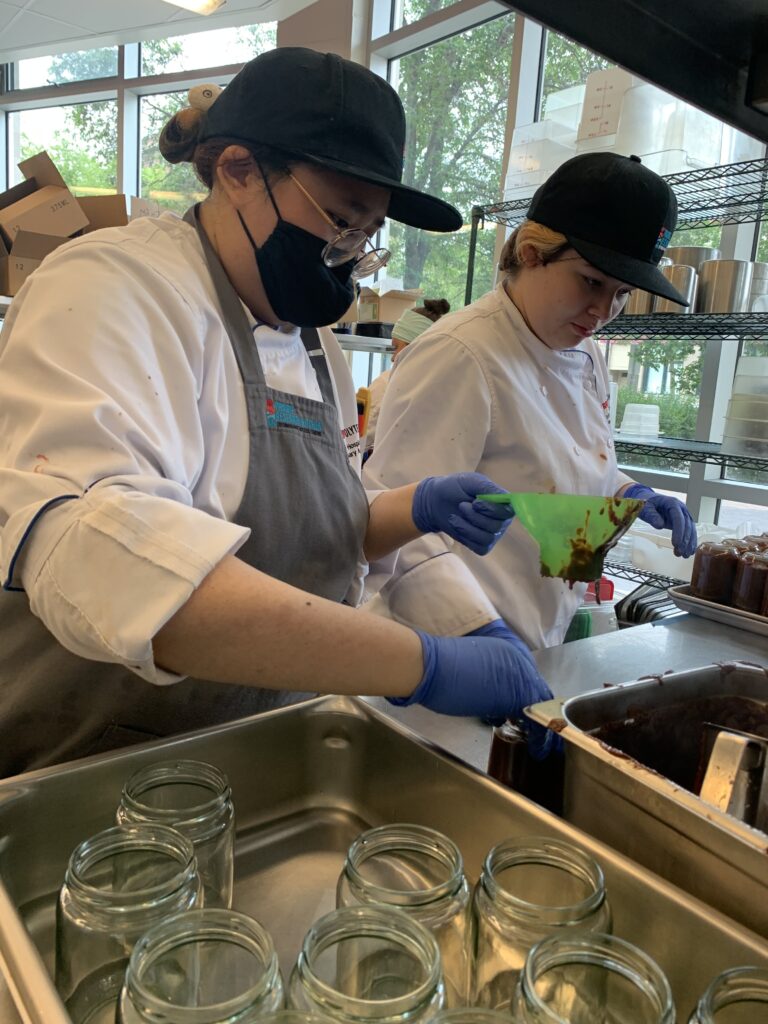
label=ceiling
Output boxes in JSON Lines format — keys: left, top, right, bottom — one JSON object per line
{"left": 0, "top": 0, "right": 315, "bottom": 64}
{"left": 500, "top": 0, "right": 768, "bottom": 143}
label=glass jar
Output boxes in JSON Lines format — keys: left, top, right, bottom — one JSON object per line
{"left": 690, "top": 543, "right": 739, "bottom": 604}
{"left": 56, "top": 824, "right": 201, "bottom": 1024}
{"left": 337, "top": 824, "right": 470, "bottom": 1005}
{"left": 688, "top": 965, "right": 768, "bottom": 1022}
{"left": 118, "top": 909, "right": 284, "bottom": 1023}
{"left": 116, "top": 759, "right": 235, "bottom": 909}
{"left": 432, "top": 1010, "right": 516, "bottom": 1024}
{"left": 487, "top": 722, "right": 564, "bottom": 815}
{"left": 512, "top": 933, "right": 675, "bottom": 1024}
{"left": 288, "top": 906, "right": 444, "bottom": 1024}
{"left": 471, "top": 837, "right": 611, "bottom": 1009}
{"left": 731, "top": 552, "right": 768, "bottom": 613}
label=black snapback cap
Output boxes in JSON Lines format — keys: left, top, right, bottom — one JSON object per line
{"left": 527, "top": 152, "right": 686, "bottom": 305}
{"left": 199, "top": 47, "right": 462, "bottom": 233}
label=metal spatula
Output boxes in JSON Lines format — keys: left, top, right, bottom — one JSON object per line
{"left": 698, "top": 722, "right": 768, "bottom": 831}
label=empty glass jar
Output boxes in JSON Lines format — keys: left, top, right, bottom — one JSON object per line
{"left": 288, "top": 906, "right": 444, "bottom": 1024}
{"left": 56, "top": 823, "right": 201, "bottom": 1024}
{"left": 116, "top": 759, "right": 235, "bottom": 909}
{"left": 512, "top": 933, "right": 675, "bottom": 1023}
{"left": 688, "top": 965, "right": 768, "bottom": 1022}
{"left": 337, "top": 823, "right": 471, "bottom": 1005}
{"left": 118, "top": 909, "right": 284, "bottom": 1023}
{"left": 471, "top": 837, "right": 611, "bottom": 1009}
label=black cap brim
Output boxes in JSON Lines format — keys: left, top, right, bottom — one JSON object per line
{"left": 568, "top": 235, "right": 689, "bottom": 306}
{"left": 293, "top": 151, "right": 463, "bottom": 232}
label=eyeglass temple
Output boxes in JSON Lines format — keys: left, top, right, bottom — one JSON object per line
{"left": 289, "top": 174, "right": 339, "bottom": 233}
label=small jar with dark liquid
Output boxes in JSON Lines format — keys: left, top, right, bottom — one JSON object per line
{"left": 741, "top": 534, "right": 768, "bottom": 551}
{"left": 689, "top": 543, "right": 739, "bottom": 604}
{"left": 720, "top": 537, "right": 763, "bottom": 554}
{"left": 732, "top": 551, "right": 768, "bottom": 613}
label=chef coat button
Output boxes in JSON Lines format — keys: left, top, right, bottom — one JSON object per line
{"left": 540, "top": 385, "right": 548, "bottom": 397}
{"left": 607, "top": 438, "right": 614, "bottom": 448}
{"left": 573, "top": 446, "right": 581, "bottom": 456}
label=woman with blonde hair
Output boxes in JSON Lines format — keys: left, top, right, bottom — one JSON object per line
{"left": 364, "top": 152, "right": 697, "bottom": 670}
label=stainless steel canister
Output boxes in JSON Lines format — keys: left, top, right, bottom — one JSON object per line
{"left": 749, "top": 261, "right": 768, "bottom": 311}
{"left": 697, "top": 259, "right": 754, "bottom": 313}
{"left": 624, "top": 289, "right": 653, "bottom": 315}
{"left": 666, "top": 246, "right": 721, "bottom": 272}
{"left": 654, "top": 265, "right": 697, "bottom": 314}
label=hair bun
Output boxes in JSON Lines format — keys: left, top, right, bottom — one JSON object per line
{"left": 188, "top": 83, "right": 223, "bottom": 112}
{"left": 423, "top": 297, "right": 450, "bottom": 317}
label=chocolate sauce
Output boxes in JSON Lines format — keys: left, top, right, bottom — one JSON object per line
{"left": 689, "top": 543, "right": 739, "bottom": 604}
{"left": 732, "top": 552, "right": 768, "bottom": 614}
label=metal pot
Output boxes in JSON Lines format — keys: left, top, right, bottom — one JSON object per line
{"left": 666, "top": 245, "right": 721, "bottom": 272}
{"left": 624, "top": 289, "right": 653, "bottom": 315}
{"left": 654, "top": 265, "right": 697, "bottom": 314}
{"left": 697, "top": 259, "right": 754, "bottom": 313}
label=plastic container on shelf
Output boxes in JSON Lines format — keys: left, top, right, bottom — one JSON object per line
{"left": 577, "top": 68, "right": 636, "bottom": 143}
{"left": 732, "top": 356, "right": 768, "bottom": 396}
{"left": 503, "top": 121, "right": 575, "bottom": 199}
{"left": 542, "top": 84, "right": 585, "bottom": 132}
{"left": 720, "top": 125, "right": 766, "bottom": 163}
{"left": 618, "top": 402, "right": 660, "bottom": 437}
{"left": 615, "top": 83, "right": 724, "bottom": 170}
{"left": 727, "top": 394, "right": 768, "bottom": 419}
{"left": 749, "top": 261, "right": 768, "bottom": 310}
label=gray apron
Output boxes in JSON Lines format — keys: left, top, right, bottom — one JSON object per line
{"left": 0, "top": 206, "right": 369, "bottom": 778}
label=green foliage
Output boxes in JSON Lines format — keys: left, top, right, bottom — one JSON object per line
{"left": 540, "top": 33, "right": 610, "bottom": 99}
{"left": 627, "top": 338, "right": 702, "bottom": 395}
{"left": 616, "top": 386, "right": 698, "bottom": 472}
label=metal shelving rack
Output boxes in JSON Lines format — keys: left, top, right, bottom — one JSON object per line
{"left": 465, "top": 157, "right": 768, "bottom": 303}
{"left": 465, "top": 157, "right": 768, "bottom": 590}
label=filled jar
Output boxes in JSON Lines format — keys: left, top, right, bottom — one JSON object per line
{"left": 688, "top": 965, "right": 768, "bottom": 1022}
{"left": 689, "top": 543, "right": 739, "bottom": 604}
{"left": 56, "top": 824, "right": 201, "bottom": 1024}
{"left": 116, "top": 759, "right": 235, "bottom": 908}
{"left": 731, "top": 552, "right": 768, "bottom": 613}
{"left": 337, "top": 823, "right": 470, "bottom": 1005}
{"left": 118, "top": 909, "right": 284, "bottom": 1023}
{"left": 512, "top": 933, "right": 675, "bottom": 1023}
{"left": 471, "top": 837, "right": 611, "bottom": 1009}
{"left": 288, "top": 905, "right": 444, "bottom": 1024}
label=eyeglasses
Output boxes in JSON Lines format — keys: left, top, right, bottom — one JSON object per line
{"left": 290, "top": 174, "right": 390, "bottom": 281}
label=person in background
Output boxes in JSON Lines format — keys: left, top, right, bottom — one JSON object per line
{"left": 0, "top": 47, "right": 555, "bottom": 779}
{"left": 364, "top": 298, "right": 450, "bottom": 455}
{"left": 363, "top": 152, "right": 697, "bottom": 657}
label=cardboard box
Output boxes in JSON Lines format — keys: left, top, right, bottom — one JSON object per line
{"left": 76, "top": 194, "right": 163, "bottom": 234}
{"left": 4, "top": 230, "right": 63, "bottom": 295}
{"left": 357, "top": 287, "right": 422, "bottom": 323}
{"left": 0, "top": 152, "right": 89, "bottom": 246}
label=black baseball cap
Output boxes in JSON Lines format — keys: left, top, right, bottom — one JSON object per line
{"left": 527, "top": 152, "right": 687, "bottom": 305}
{"left": 198, "top": 47, "right": 462, "bottom": 233}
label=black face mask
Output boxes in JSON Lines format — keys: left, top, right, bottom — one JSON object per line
{"left": 238, "top": 178, "right": 355, "bottom": 329}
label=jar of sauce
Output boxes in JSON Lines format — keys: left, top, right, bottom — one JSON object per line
{"left": 689, "top": 543, "right": 739, "bottom": 604}
{"left": 732, "top": 552, "right": 768, "bottom": 613}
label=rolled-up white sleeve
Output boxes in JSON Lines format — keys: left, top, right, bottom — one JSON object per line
{"left": 362, "top": 331, "right": 500, "bottom": 635}
{"left": 0, "top": 238, "right": 249, "bottom": 683}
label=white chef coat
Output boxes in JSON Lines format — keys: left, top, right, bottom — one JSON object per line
{"left": 363, "top": 367, "right": 391, "bottom": 452}
{"left": 363, "top": 282, "right": 633, "bottom": 649}
{"left": 0, "top": 211, "right": 383, "bottom": 685}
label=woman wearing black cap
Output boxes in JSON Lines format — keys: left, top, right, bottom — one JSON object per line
{"left": 364, "top": 152, "right": 697, "bottom": 655}
{"left": 0, "top": 47, "right": 555, "bottom": 777}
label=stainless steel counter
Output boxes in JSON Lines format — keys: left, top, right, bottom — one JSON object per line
{"left": 367, "top": 613, "right": 768, "bottom": 773}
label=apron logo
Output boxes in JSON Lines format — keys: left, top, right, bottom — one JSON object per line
{"left": 265, "top": 397, "right": 323, "bottom": 435}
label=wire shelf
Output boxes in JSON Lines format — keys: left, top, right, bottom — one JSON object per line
{"left": 614, "top": 436, "right": 768, "bottom": 473}
{"left": 597, "top": 312, "right": 768, "bottom": 341}
{"left": 471, "top": 157, "right": 768, "bottom": 232}
{"left": 603, "top": 559, "right": 687, "bottom": 590}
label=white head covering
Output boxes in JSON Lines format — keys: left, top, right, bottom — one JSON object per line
{"left": 392, "top": 307, "right": 434, "bottom": 344}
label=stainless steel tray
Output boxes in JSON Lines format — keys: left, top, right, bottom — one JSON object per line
{"left": 528, "top": 661, "right": 768, "bottom": 937}
{"left": 668, "top": 583, "right": 768, "bottom": 637}
{"left": 1, "top": 695, "right": 766, "bottom": 1024}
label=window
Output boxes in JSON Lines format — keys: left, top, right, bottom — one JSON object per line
{"left": 141, "top": 25, "right": 276, "bottom": 75}
{"left": 16, "top": 48, "right": 118, "bottom": 89}
{"left": 140, "top": 92, "right": 207, "bottom": 213}
{"left": 387, "top": 12, "right": 515, "bottom": 310}
{"left": 8, "top": 103, "right": 118, "bottom": 196}
{"left": 393, "top": 0, "right": 458, "bottom": 30}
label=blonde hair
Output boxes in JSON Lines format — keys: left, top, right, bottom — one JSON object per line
{"left": 499, "top": 220, "right": 570, "bottom": 277}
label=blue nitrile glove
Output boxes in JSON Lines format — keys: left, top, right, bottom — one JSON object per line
{"left": 389, "top": 626, "right": 556, "bottom": 760}
{"left": 623, "top": 483, "right": 697, "bottom": 557}
{"left": 412, "top": 472, "right": 514, "bottom": 556}
{"left": 467, "top": 619, "right": 563, "bottom": 760}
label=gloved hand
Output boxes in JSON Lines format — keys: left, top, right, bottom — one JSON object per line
{"left": 622, "top": 483, "right": 697, "bottom": 557}
{"left": 412, "top": 472, "right": 514, "bottom": 556}
{"left": 389, "top": 624, "right": 557, "bottom": 760}
{"left": 467, "top": 619, "right": 562, "bottom": 759}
